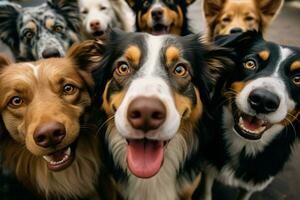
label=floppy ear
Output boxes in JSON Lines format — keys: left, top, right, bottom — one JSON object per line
{"left": 256, "top": 0, "right": 283, "bottom": 32}
{"left": 0, "top": 2, "right": 21, "bottom": 54}
{"left": 0, "top": 54, "right": 12, "bottom": 69}
{"left": 203, "top": 0, "right": 225, "bottom": 22}
{"left": 47, "top": 0, "right": 80, "bottom": 32}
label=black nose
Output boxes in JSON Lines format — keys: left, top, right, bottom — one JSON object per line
{"left": 42, "top": 48, "right": 61, "bottom": 58}
{"left": 127, "top": 97, "right": 166, "bottom": 133}
{"left": 230, "top": 27, "right": 243, "bottom": 34}
{"left": 151, "top": 8, "right": 163, "bottom": 21}
{"left": 33, "top": 122, "right": 66, "bottom": 148}
{"left": 248, "top": 89, "right": 280, "bottom": 114}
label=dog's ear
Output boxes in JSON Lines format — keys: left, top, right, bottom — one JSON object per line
{"left": 256, "top": 0, "right": 283, "bottom": 32}
{"left": 0, "top": 2, "right": 21, "bottom": 54}
{"left": 203, "top": 0, "right": 225, "bottom": 22}
{"left": 0, "top": 54, "right": 12, "bottom": 69}
{"left": 47, "top": 0, "right": 80, "bottom": 32}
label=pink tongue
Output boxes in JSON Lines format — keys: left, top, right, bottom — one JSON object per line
{"left": 242, "top": 115, "right": 264, "bottom": 131}
{"left": 127, "top": 140, "right": 164, "bottom": 178}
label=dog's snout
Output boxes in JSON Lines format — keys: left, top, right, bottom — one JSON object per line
{"left": 127, "top": 97, "right": 166, "bottom": 133}
{"left": 90, "top": 20, "right": 101, "bottom": 31}
{"left": 34, "top": 122, "right": 66, "bottom": 148}
{"left": 248, "top": 89, "right": 280, "bottom": 114}
{"left": 230, "top": 27, "right": 243, "bottom": 34}
{"left": 42, "top": 48, "right": 61, "bottom": 58}
{"left": 151, "top": 8, "right": 164, "bottom": 21}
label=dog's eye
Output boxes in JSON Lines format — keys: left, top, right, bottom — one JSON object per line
{"left": 245, "top": 16, "right": 254, "bottom": 21}
{"left": 292, "top": 75, "right": 300, "bottom": 85}
{"left": 174, "top": 65, "right": 188, "bottom": 77}
{"left": 63, "top": 84, "right": 77, "bottom": 95}
{"left": 24, "top": 30, "right": 34, "bottom": 39}
{"left": 81, "top": 9, "right": 88, "bottom": 14}
{"left": 54, "top": 25, "right": 63, "bottom": 33}
{"left": 143, "top": 1, "right": 150, "bottom": 8}
{"left": 9, "top": 96, "right": 23, "bottom": 107}
{"left": 116, "top": 63, "right": 131, "bottom": 76}
{"left": 222, "top": 17, "right": 231, "bottom": 23}
{"left": 243, "top": 60, "right": 257, "bottom": 70}
{"left": 100, "top": 6, "right": 107, "bottom": 10}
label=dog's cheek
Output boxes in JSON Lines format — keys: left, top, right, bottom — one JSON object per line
{"left": 138, "top": 11, "right": 151, "bottom": 30}
{"left": 168, "top": 7, "right": 184, "bottom": 35}
{"left": 2, "top": 113, "right": 25, "bottom": 143}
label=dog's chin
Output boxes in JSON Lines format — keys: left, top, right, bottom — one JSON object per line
{"left": 42, "top": 142, "right": 77, "bottom": 172}
{"left": 151, "top": 24, "right": 171, "bottom": 35}
{"left": 233, "top": 111, "right": 273, "bottom": 141}
{"left": 126, "top": 138, "right": 169, "bottom": 178}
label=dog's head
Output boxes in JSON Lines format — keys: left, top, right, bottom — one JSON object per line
{"left": 94, "top": 29, "right": 232, "bottom": 178}
{"left": 79, "top": 0, "right": 117, "bottom": 39}
{"left": 0, "top": 0, "right": 81, "bottom": 61}
{"left": 215, "top": 31, "right": 300, "bottom": 142}
{"left": 0, "top": 40, "right": 104, "bottom": 172}
{"left": 126, "top": 0, "right": 195, "bottom": 35}
{"left": 204, "top": 0, "right": 283, "bottom": 40}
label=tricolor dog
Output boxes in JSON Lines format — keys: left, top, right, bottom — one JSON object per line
{"left": 197, "top": 32, "right": 300, "bottom": 200}
{"left": 0, "top": 0, "right": 80, "bottom": 61}
{"left": 125, "top": 0, "right": 196, "bottom": 35}
{"left": 93, "top": 29, "right": 233, "bottom": 200}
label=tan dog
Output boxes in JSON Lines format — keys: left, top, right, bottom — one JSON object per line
{"left": 204, "top": 0, "right": 283, "bottom": 40}
{"left": 0, "top": 41, "right": 117, "bottom": 199}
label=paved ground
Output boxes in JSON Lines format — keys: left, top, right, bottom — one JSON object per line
{"left": 0, "top": 1, "right": 300, "bottom": 200}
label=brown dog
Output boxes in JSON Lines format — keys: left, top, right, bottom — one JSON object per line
{"left": 203, "top": 0, "right": 283, "bottom": 40}
{"left": 0, "top": 41, "right": 117, "bottom": 199}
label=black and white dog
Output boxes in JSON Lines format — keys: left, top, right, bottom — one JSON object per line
{"left": 0, "top": 0, "right": 80, "bottom": 61}
{"left": 197, "top": 32, "right": 300, "bottom": 200}
{"left": 92, "top": 29, "right": 233, "bottom": 200}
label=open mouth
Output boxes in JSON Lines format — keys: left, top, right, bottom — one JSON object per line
{"left": 92, "top": 31, "right": 105, "bottom": 37}
{"left": 127, "top": 139, "right": 168, "bottom": 178}
{"left": 42, "top": 145, "right": 75, "bottom": 171}
{"left": 234, "top": 113, "right": 272, "bottom": 140}
{"left": 151, "top": 24, "right": 170, "bottom": 35}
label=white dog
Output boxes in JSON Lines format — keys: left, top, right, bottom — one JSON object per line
{"left": 79, "top": 0, "right": 134, "bottom": 38}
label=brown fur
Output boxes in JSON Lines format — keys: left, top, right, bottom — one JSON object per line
{"left": 291, "top": 60, "right": 300, "bottom": 72}
{"left": 258, "top": 50, "right": 270, "bottom": 61}
{"left": 204, "top": 0, "right": 283, "bottom": 40}
{"left": 0, "top": 41, "right": 118, "bottom": 199}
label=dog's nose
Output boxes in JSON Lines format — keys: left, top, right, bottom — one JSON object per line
{"left": 34, "top": 122, "right": 66, "bottom": 148}
{"left": 151, "top": 8, "right": 164, "bottom": 21}
{"left": 248, "top": 89, "right": 280, "bottom": 114}
{"left": 230, "top": 27, "right": 243, "bottom": 34}
{"left": 90, "top": 20, "right": 101, "bottom": 31}
{"left": 127, "top": 97, "right": 166, "bottom": 133}
{"left": 42, "top": 48, "right": 61, "bottom": 58}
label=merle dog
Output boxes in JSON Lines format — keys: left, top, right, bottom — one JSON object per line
{"left": 0, "top": 0, "right": 81, "bottom": 61}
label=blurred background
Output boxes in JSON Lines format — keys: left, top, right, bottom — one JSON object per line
{"left": 0, "top": 0, "right": 299, "bottom": 199}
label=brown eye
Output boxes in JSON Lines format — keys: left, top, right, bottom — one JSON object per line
{"left": 245, "top": 16, "right": 254, "bottom": 21}
{"left": 116, "top": 63, "right": 131, "bottom": 76}
{"left": 222, "top": 17, "right": 231, "bottom": 23}
{"left": 53, "top": 25, "right": 63, "bottom": 33}
{"left": 243, "top": 60, "right": 257, "bottom": 70}
{"left": 292, "top": 75, "right": 300, "bottom": 85}
{"left": 174, "top": 65, "right": 187, "bottom": 77}
{"left": 81, "top": 9, "right": 88, "bottom": 14}
{"left": 24, "top": 30, "right": 34, "bottom": 39}
{"left": 63, "top": 84, "right": 77, "bottom": 95}
{"left": 143, "top": 1, "right": 150, "bottom": 8}
{"left": 9, "top": 96, "right": 23, "bottom": 107}
{"left": 100, "top": 6, "right": 107, "bottom": 10}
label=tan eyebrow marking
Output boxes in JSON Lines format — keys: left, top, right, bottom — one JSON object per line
{"left": 165, "top": 46, "right": 180, "bottom": 65}
{"left": 291, "top": 61, "right": 300, "bottom": 71}
{"left": 258, "top": 50, "right": 270, "bottom": 61}
{"left": 124, "top": 46, "right": 141, "bottom": 66}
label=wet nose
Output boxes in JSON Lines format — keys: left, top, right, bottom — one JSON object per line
{"left": 42, "top": 48, "right": 61, "bottom": 58}
{"left": 127, "top": 97, "right": 166, "bottom": 133}
{"left": 248, "top": 89, "right": 280, "bottom": 114}
{"left": 33, "top": 122, "right": 66, "bottom": 148}
{"left": 230, "top": 27, "right": 243, "bottom": 34}
{"left": 90, "top": 20, "right": 101, "bottom": 31}
{"left": 151, "top": 8, "right": 163, "bottom": 21}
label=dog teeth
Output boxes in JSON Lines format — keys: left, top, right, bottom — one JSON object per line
{"left": 238, "top": 117, "right": 267, "bottom": 134}
{"left": 42, "top": 147, "right": 71, "bottom": 165}
{"left": 43, "top": 155, "right": 52, "bottom": 162}
{"left": 65, "top": 147, "right": 71, "bottom": 156}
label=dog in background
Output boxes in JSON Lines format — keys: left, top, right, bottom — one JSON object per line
{"left": 203, "top": 0, "right": 283, "bottom": 40}
{"left": 125, "top": 0, "right": 196, "bottom": 35}
{"left": 79, "top": 0, "right": 134, "bottom": 39}
{"left": 0, "top": 0, "right": 81, "bottom": 61}
{"left": 92, "top": 29, "right": 233, "bottom": 200}
{"left": 195, "top": 31, "right": 300, "bottom": 200}
{"left": 0, "top": 41, "right": 119, "bottom": 199}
